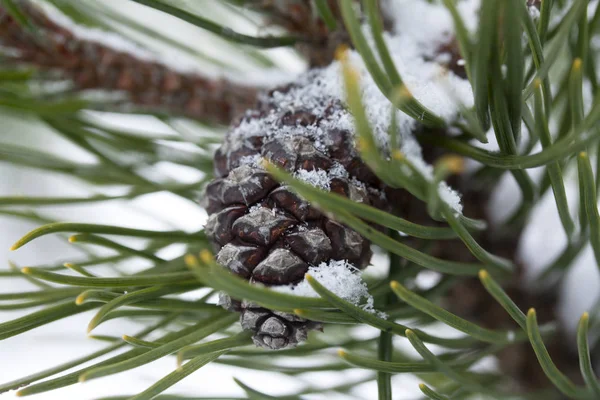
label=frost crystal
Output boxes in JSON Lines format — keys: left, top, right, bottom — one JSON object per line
{"left": 329, "top": 162, "right": 350, "bottom": 179}
{"left": 273, "top": 260, "right": 385, "bottom": 317}
{"left": 294, "top": 169, "right": 331, "bottom": 190}
{"left": 239, "top": 154, "right": 262, "bottom": 168}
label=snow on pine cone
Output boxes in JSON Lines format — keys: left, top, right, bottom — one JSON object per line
{"left": 203, "top": 0, "right": 474, "bottom": 349}
{"left": 203, "top": 72, "right": 392, "bottom": 349}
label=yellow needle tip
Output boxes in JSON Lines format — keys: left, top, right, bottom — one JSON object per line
{"left": 260, "top": 158, "right": 272, "bottom": 169}
{"left": 392, "top": 150, "right": 405, "bottom": 161}
{"left": 573, "top": 58, "right": 582, "bottom": 70}
{"left": 20, "top": 267, "right": 31, "bottom": 274}
{"left": 176, "top": 353, "right": 185, "bottom": 367}
{"left": 439, "top": 155, "right": 465, "bottom": 174}
{"left": 418, "top": 383, "right": 426, "bottom": 390}
{"left": 396, "top": 85, "right": 413, "bottom": 99}
{"left": 582, "top": 312, "right": 589, "bottom": 320}
{"left": 184, "top": 254, "right": 199, "bottom": 268}
{"left": 478, "top": 270, "right": 489, "bottom": 280}
{"left": 390, "top": 281, "right": 400, "bottom": 290}
{"left": 334, "top": 45, "right": 350, "bottom": 61}
{"left": 199, "top": 250, "right": 213, "bottom": 264}
{"left": 527, "top": 308, "right": 536, "bottom": 317}
{"left": 337, "top": 349, "right": 347, "bottom": 357}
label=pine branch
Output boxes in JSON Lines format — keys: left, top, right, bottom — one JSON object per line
{"left": 246, "top": 0, "right": 396, "bottom": 67}
{"left": 0, "top": 1, "right": 260, "bottom": 125}
{"left": 248, "top": 0, "right": 349, "bottom": 66}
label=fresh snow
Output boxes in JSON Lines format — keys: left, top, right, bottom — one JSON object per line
{"left": 528, "top": 5, "right": 541, "bottom": 20}
{"left": 294, "top": 168, "right": 331, "bottom": 190}
{"left": 273, "top": 260, "right": 384, "bottom": 317}
{"left": 227, "top": 0, "right": 479, "bottom": 214}
{"left": 329, "top": 162, "right": 350, "bottom": 179}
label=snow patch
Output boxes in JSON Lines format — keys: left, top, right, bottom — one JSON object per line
{"left": 294, "top": 169, "right": 331, "bottom": 190}
{"left": 273, "top": 260, "right": 385, "bottom": 317}
{"left": 415, "top": 270, "right": 442, "bottom": 291}
{"left": 247, "top": 204, "right": 265, "bottom": 214}
{"left": 329, "top": 162, "right": 350, "bottom": 179}
{"left": 528, "top": 5, "right": 541, "bottom": 20}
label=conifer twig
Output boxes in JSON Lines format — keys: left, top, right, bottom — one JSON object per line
{"left": 249, "top": 0, "right": 349, "bottom": 66}
{"left": 0, "top": 1, "right": 260, "bottom": 125}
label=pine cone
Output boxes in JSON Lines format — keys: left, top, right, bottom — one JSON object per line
{"left": 204, "top": 75, "right": 391, "bottom": 349}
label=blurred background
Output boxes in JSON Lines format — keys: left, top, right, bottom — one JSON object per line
{"left": 1, "top": 0, "right": 599, "bottom": 399}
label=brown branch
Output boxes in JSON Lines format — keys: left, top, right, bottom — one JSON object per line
{"left": 249, "top": 0, "right": 347, "bottom": 67}
{"left": 0, "top": 2, "right": 259, "bottom": 125}
{"left": 249, "top": 0, "right": 392, "bottom": 67}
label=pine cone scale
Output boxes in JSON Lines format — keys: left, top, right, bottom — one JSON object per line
{"left": 232, "top": 208, "right": 296, "bottom": 247}
{"left": 251, "top": 248, "right": 309, "bottom": 285}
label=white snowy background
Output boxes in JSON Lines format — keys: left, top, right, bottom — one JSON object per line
{"left": 1, "top": 0, "right": 599, "bottom": 399}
